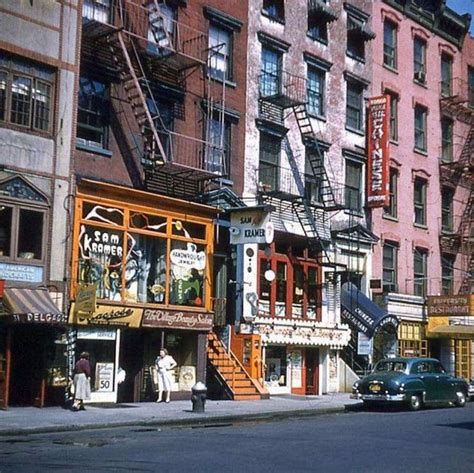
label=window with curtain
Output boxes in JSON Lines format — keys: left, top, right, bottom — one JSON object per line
{"left": 383, "top": 20, "right": 397, "bottom": 69}
{"left": 208, "top": 25, "right": 232, "bottom": 81}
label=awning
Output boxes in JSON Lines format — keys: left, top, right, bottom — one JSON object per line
{"left": 341, "top": 282, "right": 398, "bottom": 337}
{"left": 1, "top": 288, "right": 66, "bottom": 324}
{"left": 427, "top": 324, "right": 474, "bottom": 339}
{"left": 347, "top": 17, "right": 376, "bottom": 41}
{"left": 308, "top": 0, "right": 339, "bottom": 22}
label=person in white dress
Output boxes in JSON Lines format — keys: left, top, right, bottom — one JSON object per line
{"left": 155, "top": 348, "right": 177, "bottom": 403}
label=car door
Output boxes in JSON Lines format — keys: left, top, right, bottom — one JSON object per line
{"left": 432, "top": 361, "right": 453, "bottom": 401}
{"left": 415, "top": 361, "right": 440, "bottom": 402}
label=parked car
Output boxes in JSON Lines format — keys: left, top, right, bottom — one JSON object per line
{"left": 351, "top": 357, "right": 469, "bottom": 411}
{"left": 468, "top": 378, "right": 474, "bottom": 401}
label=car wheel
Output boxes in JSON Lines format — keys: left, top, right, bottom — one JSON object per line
{"left": 408, "top": 394, "right": 422, "bottom": 411}
{"left": 454, "top": 391, "right": 466, "bottom": 408}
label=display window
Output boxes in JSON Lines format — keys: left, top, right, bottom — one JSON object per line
{"left": 265, "top": 346, "right": 288, "bottom": 387}
{"left": 73, "top": 196, "right": 213, "bottom": 310}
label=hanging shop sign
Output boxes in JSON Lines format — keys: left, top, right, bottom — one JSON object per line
{"left": 366, "top": 95, "right": 390, "bottom": 208}
{"left": 69, "top": 303, "right": 143, "bottom": 328}
{"left": 357, "top": 332, "right": 373, "bottom": 356}
{"left": 0, "top": 262, "right": 43, "bottom": 283}
{"left": 142, "top": 308, "right": 213, "bottom": 331}
{"left": 74, "top": 283, "right": 97, "bottom": 316}
{"left": 229, "top": 208, "right": 274, "bottom": 245}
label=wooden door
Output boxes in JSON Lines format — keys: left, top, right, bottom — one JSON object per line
{"left": 305, "top": 349, "right": 319, "bottom": 395}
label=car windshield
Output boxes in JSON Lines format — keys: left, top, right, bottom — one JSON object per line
{"left": 374, "top": 361, "right": 407, "bottom": 373}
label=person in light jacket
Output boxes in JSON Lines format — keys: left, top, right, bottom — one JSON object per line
{"left": 155, "top": 349, "right": 177, "bottom": 403}
{"left": 73, "top": 351, "right": 91, "bottom": 411}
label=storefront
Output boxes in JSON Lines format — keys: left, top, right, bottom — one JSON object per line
{"left": 69, "top": 180, "right": 216, "bottom": 403}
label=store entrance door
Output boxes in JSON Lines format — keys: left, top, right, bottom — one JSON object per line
{"left": 0, "top": 328, "right": 9, "bottom": 410}
{"left": 305, "top": 349, "right": 319, "bottom": 395}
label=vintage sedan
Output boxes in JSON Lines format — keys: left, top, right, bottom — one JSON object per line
{"left": 351, "top": 357, "right": 469, "bottom": 411}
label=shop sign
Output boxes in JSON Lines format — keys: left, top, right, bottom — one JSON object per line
{"left": 0, "top": 262, "right": 43, "bottom": 283}
{"left": 10, "top": 312, "right": 68, "bottom": 324}
{"left": 230, "top": 209, "right": 274, "bottom": 245}
{"left": 142, "top": 308, "right": 213, "bottom": 331}
{"left": 77, "top": 328, "right": 116, "bottom": 340}
{"left": 74, "top": 283, "right": 97, "bottom": 316}
{"left": 170, "top": 244, "right": 206, "bottom": 270}
{"left": 366, "top": 95, "right": 390, "bottom": 208}
{"left": 95, "top": 362, "right": 114, "bottom": 392}
{"left": 427, "top": 295, "right": 473, "bottom": 316}
{"left": 69, "top": 303, "right": 143, "bottom": 328}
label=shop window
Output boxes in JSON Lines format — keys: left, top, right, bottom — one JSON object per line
{"left": 441, "top": 255, "right": 454, "bottom": 295}
{"left": 383, "top": 20, "right": 397, "bottom": 69}
{"left": 414, "top": 105, "right": 427, "bottom": 152}
{"left": 346, "top": 80, "right": 364, "bottom": 132}
{"left": 440, "top": 53, "right": 453, "bottom": 97}
{"left": 413, "top": 37, "right": 426, "bottom": 84}
{"left": 82, "top": 201, "right": 124, "bottom": 226}
{"left": 77, "top": 76, "right": 110, "bottom": 151}
{"left": 441, "top": 117, "right": 453, "bottom": 163}
{"left": 383, "top": 241, "right": 398, "bottom": 292}
{"left": 262, "top": 0, "right": 285, "bottom": 23}
{"left": 413, "top": 247, "right": 427, "bottom": 297}
{"left": 384, "top": 168, "right": 398, "bottom": 218}
{"left": 265, "top": 346, "right": 288, "bottom": 387}
{"left": 413, "top": 177, "right": 427, "bottom": 226}
{"left": 208, "top": 25, "right": 232, "bottom": 81}
{"left": 0, "top": 53, "right": 54, "bottom": 133}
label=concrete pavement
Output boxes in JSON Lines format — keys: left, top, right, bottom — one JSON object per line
{"left": 0, "top": 393, "right": 360, "bottom": 436}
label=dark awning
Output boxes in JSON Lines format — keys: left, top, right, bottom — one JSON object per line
{"left": 341, "top": 282, "right": 397, "bottom": 337}
{"left": 1, "top": 288, "right": 66, "bottom": 324}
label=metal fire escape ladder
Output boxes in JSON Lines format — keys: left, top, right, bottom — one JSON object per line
{"left": 459, "top": 194, "right": 473, "bottom": 294}
{"left": 108, "top": 31, "right": 169, "bottom": 166}
{"left": 292, "top": 104, "right": 341, "bottom": 210}
{"left": 283, "top": 137, "right": 332, "bottom": 265}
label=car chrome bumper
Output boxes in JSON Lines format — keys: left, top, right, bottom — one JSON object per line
{"left": 351, "top": 393, "right": 406, "bottom": 402}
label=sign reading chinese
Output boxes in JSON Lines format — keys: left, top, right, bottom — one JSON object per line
{"left": 142, "top": 308, "right": 213, "bottom": 331}
{"left": 367, "top": 95, "right": 390, "bottom": 208}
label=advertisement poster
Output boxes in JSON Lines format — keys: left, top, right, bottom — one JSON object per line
{"left": 290, "top": 350, "right": 302, "bottom": 389}
{"left": 95, "top": 362, "right": 114, "bottom": 392}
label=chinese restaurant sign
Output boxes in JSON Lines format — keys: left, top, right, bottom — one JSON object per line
{"left": 69, "top": 303, "right": 143, "bottom": 328}
{"left": 366, "top": 95, "right": 390, "bottom": 208}
{"left": 142, "top": 308, "right": 213, "bottom": 331}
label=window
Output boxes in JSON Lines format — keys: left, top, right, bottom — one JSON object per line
{"left": 441, "top": 117, "right": 453, "bottom": 163}
{"left": 414, "top": 105, "right": 427, "bottom": 152}
{"left": 413, "top": 177, "right": 427, "bottom": 226}
{"left": 260, "top": 47, "right": 281, "bottom": 98}
{"left": 441, "top": 256, "right": 454, "bottom": 295}
{"left": 346, "top": 80, "right": 364, "bottom": 131}
{"left": 262, "top": 0, "right": 284, "bottom": 22}
{"left": 383, "top": 20, "right": 397, "bottom": 69}
{"left": 413, "top": 37, "right": 426, "bottom": 83}
{"left": 77, "top": 77, "right": 109, "bottom": 149}
{"left": 346, "top": 6, "right": 374, "bottom": 63}
{"left": 259, "top": 133, "right": 281, "bottom": 192}
{"left": 147, "top": 3, "right": 175, "bottom": 53}
{"left": 441, "top": 187, "right": 454, "bottom": 232}
{"left": 307, "top": 67, "right": 325, "bottom": 117}
{"left": 208, "top": 25, "right": 232, "bottom": 81}
{"left": 345, "top": 159, "right": 363, "bottom": 212}
{"left": 0, "top": 54, "right": 54, "bottom": 133}
{"left": 440, "top": 54, "right": 453, "bottom": 97}
{"left": 468, "top": 66, "right": 474, "bottom": 108}
{"left": 383, "top": 242, "right": 398, "bottom": 292}
{"left": 388, "top": 92, "right": 398, "bottom": 141}
{"left": 206, "top": 115, "right": 231, "bottom": 175}
{"left": 384, "top": 168, "right": 398, "bottom": 218}
{"left": 413, "top": 247, "right": 427, "bottom": 297}
{"left": 308, "top": 15, "right": 328, "bottom": 43}
{"left": 305, "top": 147, "right": 326, "bottom": 204}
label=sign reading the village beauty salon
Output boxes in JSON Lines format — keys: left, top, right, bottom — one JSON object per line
{"left": 366, "top": 95, "right": 390, "bottom": 208}
{"left": 142, "top": 308, "right": 213, "bottom": 331}
{"left": 68, "top": 303, "right": 143, "bottom": 328}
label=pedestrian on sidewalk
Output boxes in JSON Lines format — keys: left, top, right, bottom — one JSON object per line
{"left": 155, "top": 348, "right": 177, "bottom": 403}
{"left": 73, "top": 351, "right": 91, "bottom": 411}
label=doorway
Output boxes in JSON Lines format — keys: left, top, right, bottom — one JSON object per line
{"left": 305, "top": 348, "right": 319, "bottom": 395}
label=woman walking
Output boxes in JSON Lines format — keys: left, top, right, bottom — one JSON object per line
{"left": 73, "top": 351, "right": 91, "bottom": 411}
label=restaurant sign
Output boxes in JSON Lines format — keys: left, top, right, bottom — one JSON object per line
{"left": 69, "top": 303, "right": 143, "bottom": 328}
{"left": 427, "top": 295, "right": 473, "bottom": 317}
{"left": 142, "top": 308, "right": 213, "bottom": 331}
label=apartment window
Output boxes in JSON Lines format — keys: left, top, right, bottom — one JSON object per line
{"left": 0, "top": 54, "right": 54, "bottom": 133}
{"left": 440, "top": 54, "right": 453, "bottom": 97}
{"left": 345, "top": 159, "right": 363, "bottom": 212}
{"left": 346, "top": 80, "right": 364, "bottom": 131}
{"left": 308, "top": 16, "right": 328, "bottom": 43}
{"left": 441, "top": 256, "right": 454, "bottom": 295}
{"left": 77, "top": 77, "right": 109, "bottom": 149}
{"left": 206, "top": 115, "right": 231, "bottom": 175}
{"left": 384, "top": 168, "right": 398, "bottom": 218}
{"left": 383, "top": 20, "right": 397, "bottom": 69}
{"left": 441, "top": 187, "right": 454, "bottom": 232}
{"left": 83, "top": 0, "right": 111, "bottom": 23}
{"left": 305, "top": 147, "right": 327, "bottom": 204}
{"left": 413, "top": 177, "right": 427, "bottom": 226}
{"left": 468, "top": 66, "right": 474, "bottom": 108}
{"left": 262, "top": 0, "right": 284, "bottom": 22}
{"left": 388, "top": 92, "right": 398, "bottom": 141}
{"left": 441, "top": 117, "right": 453, "bottom": 163}
{"left": 259, "top": 133, "right": 281, "bottom": 192}
{"left": 413, "top": 37, "right": 426, "bottom": 83}
{"left": 383, "top": 242, "right": 398, "bottom": 292}
{"left": 208, "top": 25, "right": 232, "bottom": 81}
{"left": 260, "top": 47, "right": 281, "bottom": 98}
{"left": 346, "top": 5, "right": 374, "bottom": 62}
{"left": 414, "top": 105, "right": 427, "bottom": 152}
{"left": 307, "top": 67, "right": 325, "bottom": 117}
{"left": 413, "top": 248, "right": 427, "bottom": 297}
{"left": 147, "top": 3, "right": 176, "bottom": 52}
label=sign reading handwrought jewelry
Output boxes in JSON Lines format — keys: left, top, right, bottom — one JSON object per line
{"left": 142, "top": 308, "right": 213, "bottom": 331}
{"left": 68, "top": 303, "right": 143, "bottom": 328}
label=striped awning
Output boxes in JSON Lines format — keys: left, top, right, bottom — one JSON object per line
{"left": 1, "top": 288, "right": 66, "bottom": 324}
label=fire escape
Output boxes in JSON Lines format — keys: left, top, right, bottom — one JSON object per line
{"left": 439, "top": 77, "right": 473, "bottom": 295}
{"left": 81, "top": 0, "right": 226, "bottom": 197}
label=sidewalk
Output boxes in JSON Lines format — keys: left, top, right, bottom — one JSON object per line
{"left": 0, "top": 394, "right": 360, "bottom": 436}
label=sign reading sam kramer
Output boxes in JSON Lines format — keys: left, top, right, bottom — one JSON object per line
{"left": 142, "top": 308, "right": 213, "bottom": 331}
{"left": 366, "top": 96, "right": 390, "bottom": 208}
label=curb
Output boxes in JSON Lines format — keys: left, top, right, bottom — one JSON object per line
{"left": 0, "top": 405, "right": 351, "bottom": 437}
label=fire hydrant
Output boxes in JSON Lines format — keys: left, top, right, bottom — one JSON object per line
{"left": 191, "top": 382, "right": 207, "bottom": 413}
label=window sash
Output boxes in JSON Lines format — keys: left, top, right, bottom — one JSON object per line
{"left": 413, "top": 179, "right": 426, "bottom": 225}
{"left": 345, "top": 160, "right": 363, "bottom": 210}
{"left": 383, "top": 21, "right": 397, "bottom": 68}
{"left": 441, "top": 257, "right": 454, "bottom": 295}
{"left": 414, "top": 107, "right": 427, "bottom": 151}
{"left": 209, "top": 25, "right": 231, "bottom": 81}
{"left": 346, "top": 84, "right": 363, "bottom": 130}
{"left": 384, "top": 169, "right": 398, "bottom": 217}
{"left": 389, "top": 94, "right": 398, "bottom": 141}
{"left": 307, "top": 68, "right": 324, "bottom": 116}
{"left": 413, "top": 249, "right": 427, "bottom": 297}
{"left": 441, "top": 119, "right": 453, "bottom": 162}
{"left": 0, "top": 70, "right": 6, "bottom": 121}
{"left": 260, "top": 48, "right": 281, "bottom": 97}
{"left": 441, "top": 55, "right": 452, "bottom": 97}
{"left": 383, "top": 243, "right": 397, "bottom": 292}
{"left": 414, "top": 38, "right": 426, "bottom": 73}
{"left": 441, "top": 188, "right": 453, "bottom": 231}
{"left": 259, "top": 134, "right": 280, "bottom": 191}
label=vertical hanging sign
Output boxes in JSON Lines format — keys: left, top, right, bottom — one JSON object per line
{"left": 366, "top": 96, "right": 390, "bottom": 208}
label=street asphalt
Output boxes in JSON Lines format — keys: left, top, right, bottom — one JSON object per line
{"left": 0, "top": 393, "right": 359, "bottom": 436}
